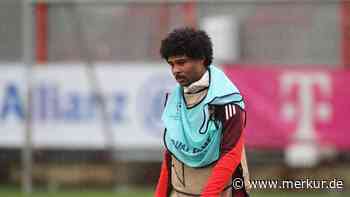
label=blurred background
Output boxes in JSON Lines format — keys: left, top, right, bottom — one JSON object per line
{"left": 0, "top": 0, "right": 349, "bottom": 196}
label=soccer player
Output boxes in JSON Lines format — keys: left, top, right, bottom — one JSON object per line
{"left": 155, "top": 27, "right": 250, "bottom": 197}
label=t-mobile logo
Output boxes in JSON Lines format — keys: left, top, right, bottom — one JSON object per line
{"left": 281, "top": 72, "right": 333, "bottom": 167}
{"left": 281, "top": 72, "right": 332, "bottom": 141}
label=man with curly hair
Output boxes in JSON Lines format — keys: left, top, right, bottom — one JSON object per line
{"left": 155, "top": 27, "right": 250, "bottom": 197}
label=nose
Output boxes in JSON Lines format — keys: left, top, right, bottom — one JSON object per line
{"left": 172, "top": 64, "right": 181, "bottom": 75}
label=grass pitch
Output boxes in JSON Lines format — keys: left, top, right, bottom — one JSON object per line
{"left": 0, "top": 186, "right": 347, "bottom": 197}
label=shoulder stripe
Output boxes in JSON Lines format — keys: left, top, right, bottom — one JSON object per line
{"left": 225, "top": 105, "right": 229, "bottom": 120}
{"left": 232, "top": 104, "right": 236, "bottom": 115}
{"left": 224, "top": 104, "right": 237, "bottom": 121}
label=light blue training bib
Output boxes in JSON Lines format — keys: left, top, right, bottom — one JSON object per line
{"left": 162, "top": 65, "right": 244, "bottom": 168}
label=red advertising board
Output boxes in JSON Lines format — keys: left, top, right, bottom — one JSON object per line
{"left": 224, "top": 66, "right": 350, "bottom": 150}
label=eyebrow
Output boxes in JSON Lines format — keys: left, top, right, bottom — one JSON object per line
{"left": 167, "top": 58, "right": 188, "bottom": 64}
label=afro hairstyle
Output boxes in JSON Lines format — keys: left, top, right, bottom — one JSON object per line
{"left": 160, "top": 27, "right": 213, "bottom": 67}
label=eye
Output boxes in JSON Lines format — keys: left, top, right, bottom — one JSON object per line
{"left": 167, "top": 58, "right": 188, "bottom": 67}
{"left": 167, "top": 61, "right": 174, "bottom": 67}
{"left": 174, "top": 59, "right": 187, "bottom": 65}
{"left": 177, "top": 60, "right": 186, "bottom": 65}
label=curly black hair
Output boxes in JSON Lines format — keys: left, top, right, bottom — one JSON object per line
{"left": 160, "top": 27, "right": 213, "bottom": 67}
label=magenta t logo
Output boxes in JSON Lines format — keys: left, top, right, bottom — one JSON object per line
{"left": 280, "top": 72, "right": 332, "bottom": 167}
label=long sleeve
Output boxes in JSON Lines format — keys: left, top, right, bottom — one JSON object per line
{"left": 201, "top": 104, "right": 246, "bottom": 197}
{"left": 155, "top": 150, "right": 171, "bottom": 197}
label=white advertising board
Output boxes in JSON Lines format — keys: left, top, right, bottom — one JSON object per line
{"left": 0, "top": 63, "right": 175, "bottom": 150}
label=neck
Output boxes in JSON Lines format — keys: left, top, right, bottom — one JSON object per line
{"left": 196, "top": 68, "right": 208, "bottom": 82}
{"left": 183, "top": 69, "right": 209, "bottom": 94}
{"left": 186, "top": 68, "right": 208, "bottom": 88}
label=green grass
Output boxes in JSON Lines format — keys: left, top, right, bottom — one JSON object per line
{"left": 251, "top": 192, "right": 348, "bottom": 197}
{"left": 0, "top": 186, "right": 153, "bottom": 197}
{"left": 0, "top": 186, "right": 348, "bottom": 197}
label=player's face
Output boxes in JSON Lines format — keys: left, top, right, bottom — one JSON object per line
{"left": 167, "top": 55, "right": 206, "bottom": 87}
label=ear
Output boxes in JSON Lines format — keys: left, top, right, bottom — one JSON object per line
{"left": 200, "top": 58, "right": 207, "bottom": 68}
